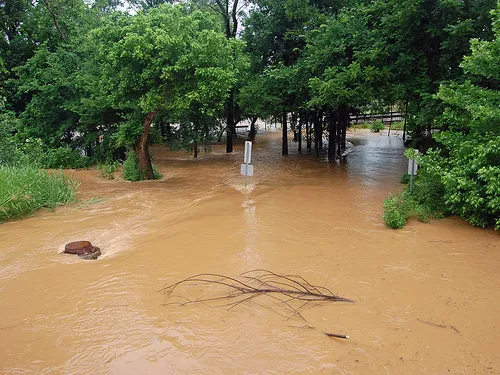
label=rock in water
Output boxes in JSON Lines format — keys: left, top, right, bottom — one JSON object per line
{"left": 64, "top": 241, "right": 101, "bottom": 260}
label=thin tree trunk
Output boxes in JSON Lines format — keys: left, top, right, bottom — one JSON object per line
{"left": 226, "top": 90, "right": 235, "bottom": 152}
{"left": 314, "top": 111, "right": 320, "bottom": 158}
{"left": 248, "top": 116, "right": 257, "bottom": 141}
{"left": 282, "top": 112, "right": 288, "bottom": 156}
{"left": 307, "top": 112, "right": 312, "bottom": 151}
{"left": 298, "top": 112, "right": 303, "bottom": 154}
{"left": 342, "top": 114, "right": 347, "bottom": 151}
{"left": 41, "top": 0, "right": 67, "bottom": 42}
{"left": 403, "top": 98, "right": 409, "bottom": 142}
{"left": 318, "top": 111, "right": 323, "bottom": 151}
{"left": 292, "top": 112, "right": 298, "bottom": 142}
{"left": 135, "top": 110, "right": 157, "bottom": 180}
{"left": 328, "top": 110, "right": 337, "bottom": 161}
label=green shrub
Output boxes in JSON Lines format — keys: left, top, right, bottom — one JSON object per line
{"left": 383, "top": 190, "right": 434, "bottom": 229}
{"left": 123, "top": 151, "right": 142, "bottom": 181}
{"left": 40, "top": 147, "right": 91, "bottom": 169}
{"left": 383, "top": 191, "right": 413, "bottom": 229}
{"left": 0, "top": 166, "right": 79, "bottom": 222}
{"left": 0, "top": 112, "right": 25, "bottom": 166}
{"left": 97, "top": 161, "right": 121, "bottom": 180}
{"left": 400, "top": 173, "right": 411, "bottom": 184}
{"left": 386, "top": 134, "right": 500, "bottom": 230}
{"left": 370, "top": 120, "right": 385, "bottom": 132}
{"left": 122, "top": 151, "right": 162, "bottom": 181}
{"left": 434, "top": 132, "right": 500, "bottom": 229}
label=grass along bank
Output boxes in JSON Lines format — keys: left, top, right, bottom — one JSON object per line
{"left": 0, "top": 166, "right": 79, "bottom": 223}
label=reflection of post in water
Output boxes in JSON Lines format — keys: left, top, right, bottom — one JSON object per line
{"left": 243, "top": 196, "right": 258, "bottom": 263}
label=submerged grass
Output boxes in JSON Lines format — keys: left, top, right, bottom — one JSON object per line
{"left": 0, "top": 166, "right": 79, "bottom": 223}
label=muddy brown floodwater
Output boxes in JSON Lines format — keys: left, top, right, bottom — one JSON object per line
{"left": 1, "top": 130, "right": 499, "bottom": 375}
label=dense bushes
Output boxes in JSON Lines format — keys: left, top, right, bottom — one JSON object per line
{"left": 434, "top": 132, "right": 500, "bottom": 229}
{"left": 384, "top": 132, "right": 500, "bottom": 230}
{"left": 40, "top": 147, "right": 91, "bottom": 169}
{"left": 0, "top": 166, "right": 79, "bottom": 222}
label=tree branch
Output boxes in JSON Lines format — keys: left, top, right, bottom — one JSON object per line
{"left": 41, "top": 0, "right": 67, "bottom": 42}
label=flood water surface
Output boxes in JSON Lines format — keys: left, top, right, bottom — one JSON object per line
{"left": 1, "top": 131, "right": 499, "bottom": 375}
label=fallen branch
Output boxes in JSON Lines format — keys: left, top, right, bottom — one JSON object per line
{"left": 417, "top": 318, "right": 447, "bottom": 329}
{"left": 325, "top": 332, "right": 350, "bottom": 339}
{"left": 160, "top": 269, "right": 354, "bottom": 321}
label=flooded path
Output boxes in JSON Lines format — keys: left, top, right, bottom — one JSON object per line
{"left": 1, "top": 130, "right": 499, "bottom": 375}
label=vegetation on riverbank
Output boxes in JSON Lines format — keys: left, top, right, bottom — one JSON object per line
{"left": 1, "top": 0, "right": 499, "bottom": 228}
{"left": 384, "top": 5, "right": 500, "bottom": 231}
{"left": 0, "top": 166, "right": 78, "bottom": 223}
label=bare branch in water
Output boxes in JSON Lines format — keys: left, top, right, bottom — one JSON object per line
{"left": 160, "top": 269, "right": 354, "bottom": 321}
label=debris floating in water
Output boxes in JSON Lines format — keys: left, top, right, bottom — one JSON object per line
{"left": 160, "top": 269, "right": 354, "bottom": 321}
{"left": 325, "top": 332, "right": 350, "bottom": 339}
{"left": 63, "top": 241, "right": 101, "bottom": 260}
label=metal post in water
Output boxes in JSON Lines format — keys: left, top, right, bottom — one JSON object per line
{"left": 241, "top": 141, "right": 254, "bottom": 187}
{"left": 245, "top": 162, "right": 249, "bottom": 187}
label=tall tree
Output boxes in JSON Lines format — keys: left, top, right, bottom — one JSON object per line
{"left": 85, "top": 5, "right": 241, "bottom": 178}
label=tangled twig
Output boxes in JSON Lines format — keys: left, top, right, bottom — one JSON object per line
{"left": 160, "top": 269, "right": 354, "bottom": 321}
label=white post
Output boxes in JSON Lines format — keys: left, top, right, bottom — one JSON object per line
{"left": 241, "top": 141, "right": 253, "bottom": 187}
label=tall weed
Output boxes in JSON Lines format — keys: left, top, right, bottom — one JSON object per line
{"left": 0, "top": 166, "right": 79, "bottom": 222}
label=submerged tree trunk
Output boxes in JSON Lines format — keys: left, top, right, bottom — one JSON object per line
{"left": 135, "top": 110, "right": 157, "bottom": 180}
{"left": 298, "top": 112, "right": 303, "bottom": 154}
{"left": 306, "top": 112, "right": 312, "bottom": 151}
{"left": 226, "top": 90, "right": 235, "bottom": 153}
{"left": 328, "top": 110, "right": 337, "bottom": 161}
{"left": 313, "top": 111, "right": 321, "bottom": 158}
{"left": 291, "top": 112, "right": 298, "bottom": 142}
{"left": 318, "top": 111, "right": 323, "bottom": 152}
{"left": 248, "top": 116, "right": 257, "bottom": 141}
{"left": 282, "top": 112, "right": 288, "bottom": 156}
{"left": 403, "top": 98, "right": 409, "bottom": 142}
{"left": 337, "top": 107, "right": 347, "bottom": 157}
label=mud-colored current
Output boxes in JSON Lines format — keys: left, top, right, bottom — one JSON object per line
{"left": 1, "top": 130, "right": 499, "bottom": 375}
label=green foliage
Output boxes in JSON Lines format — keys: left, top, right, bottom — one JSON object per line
{"left": 400, "top": 173, "right": 411, "bottom": 184}
{"left": 429, "top": 132, "right": 500, "bottom": 229}
{"left": 387, "top": 132, "right": 500, "bottom": 230}
{"left": 40, "top": 147, "right": 91, "bottom": 169}
{"left": 0, "top": 166, "right": 79, "bottom": 222}
{"left": 0, "top": 112, "right": 25, "bottom": 166}
{"left": 122, "top": 151, "right": 142, "bottom": 182}
{"left": 383, "top": 191, "right": 413, "bottom": 229}
{"left": 437, "top": 3, "right": 500, "bottom": 135}
{"left": 122, "top": 150, "right": 162, "bottom": 181}
{"left": 390, "top": 121, "right": 404, "bottom": 130}
{"left": 369, "top": 120, "right": 385, "bottom": 132}
{"left": 152, "top": 165, "right": 162, "bottom": 180}
{"left": 383, "top": 190, "right": 434, "bottom": 229}
{"left": 97, "top": 161, "right": 120, "bottom": 180}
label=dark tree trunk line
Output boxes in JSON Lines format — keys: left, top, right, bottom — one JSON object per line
{"left": 292, "top": 112, "right": 298, "bottom": 142}
{"left": 226, "top": 90, "right": 235, "bottom": 152}
{"left": 248, "top": 116, "right": 258, "bottom": 141}
{"left": 219, "top": 0, "right": 239, "bottom": 153}
{"left": 298, "top": 112, "right": 304, "bottom": 154}
{"left": 328, "top": 110, "right": 337, "bottom": 161}
{"left": 41, "top": 0, "right": 67, "bottom": 42}
{"left": 282, "top": 112, "right": 288, "bottom": 156}
{"left": 135, "top": 110, "right": 158, "bottom": 180}
{"left": 306, "top": 112, "right": 312, "bottom": 151}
